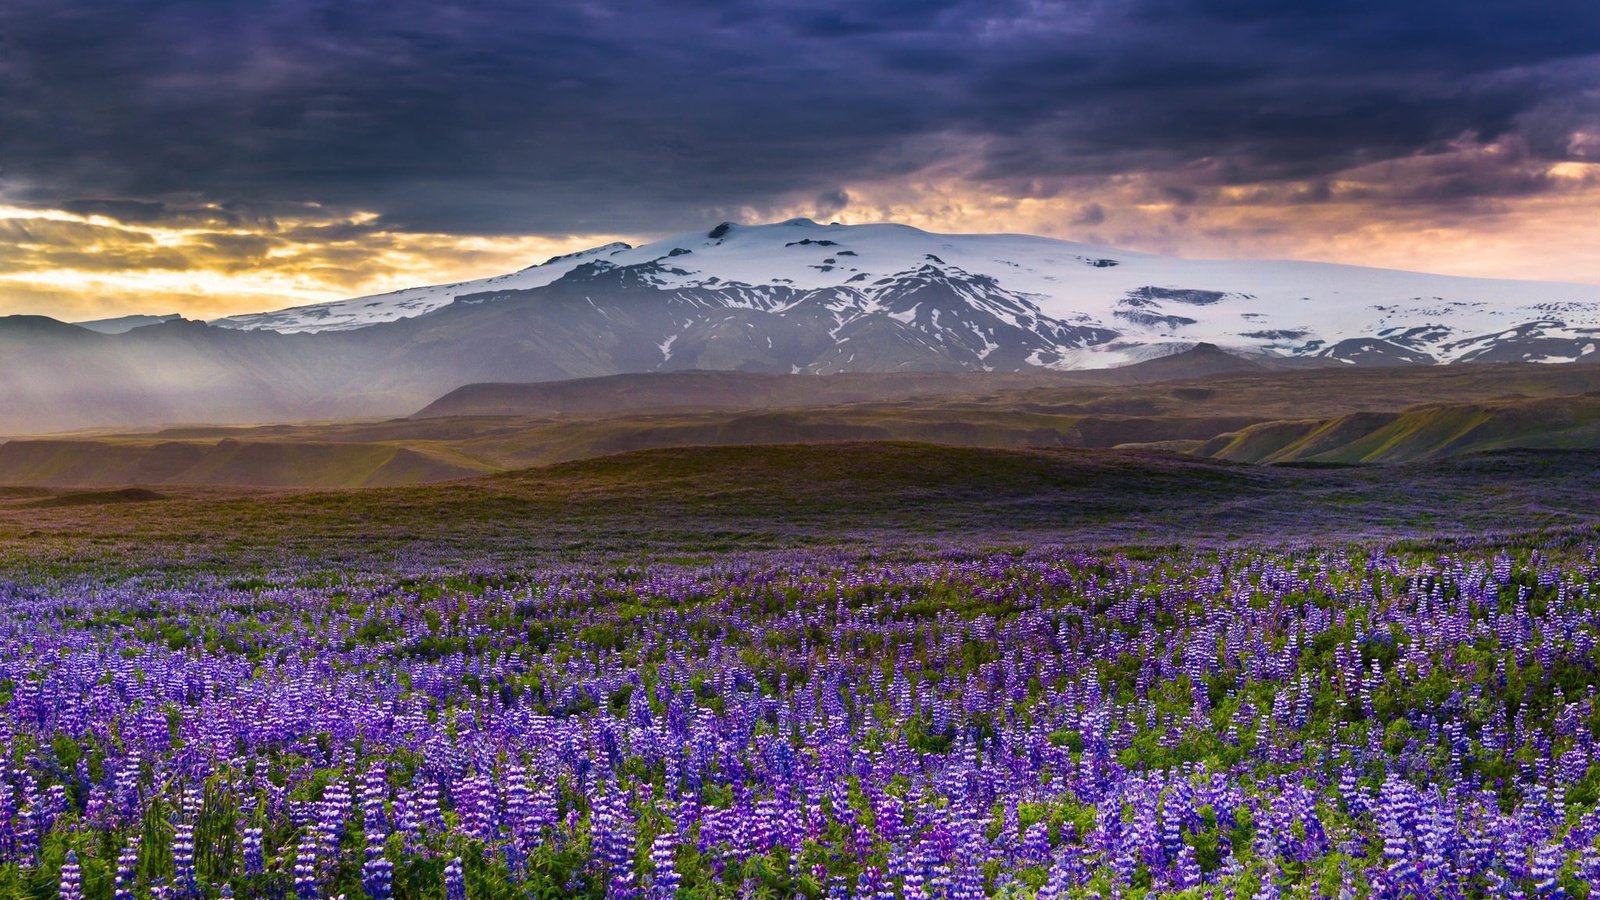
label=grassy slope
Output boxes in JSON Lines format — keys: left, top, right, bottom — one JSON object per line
{"left": 3, "top": 442, "right": 1598, "bottom": 576}
{"left": 4, "top": 363, "right": 1600, "bottom": 487}
{"left": 0, "top": 437, "right": 491, "bottom": 487}
{"left": 1204, "top": 397, "right": 1600, "bottom": 464}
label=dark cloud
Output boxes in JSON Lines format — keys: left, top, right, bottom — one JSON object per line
{"left": 1, "top": 0, "right": 1597, "bottom": 236}
{"left": 813, "top": 188, "right": 851, "bottom": 218}
{"left": 56, "top": 199, "right": 171, "bottom": 223}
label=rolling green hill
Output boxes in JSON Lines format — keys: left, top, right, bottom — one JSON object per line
{"left": 0, "top": 438, "right": 488, "bottom": 487}
{"left": 1199, "top": 397, "right": 1600, "bottom": 464}
{"left": 5, "top": 361, "right": 1600, "bottom": 487}
{"left": 4, "top": 442, "right": 1599, "bottom": 571}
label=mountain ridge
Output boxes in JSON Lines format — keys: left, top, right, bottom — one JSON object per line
{"left": 211, "top": 219, "right": 1600, "bottom": 369}
{"left": 3, "top": 219, "right": 1599, "bottom": 433}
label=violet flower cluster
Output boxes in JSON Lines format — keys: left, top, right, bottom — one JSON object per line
{"left": 0, "top": 543, "right": 1596, "bottom": 897}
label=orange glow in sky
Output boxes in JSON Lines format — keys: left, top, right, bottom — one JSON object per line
{"left": 3, "top": 153, "right": 1599, "bottom": 322}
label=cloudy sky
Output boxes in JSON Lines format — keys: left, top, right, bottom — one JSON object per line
{"left": 2, "top": 0, "right": 1598, "bottom": 320}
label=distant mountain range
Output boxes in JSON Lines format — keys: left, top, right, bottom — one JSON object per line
{"left": 4, "top": 219, "right": 1598, "bottom": 433}
{"left": 73, "top": 313, "right": 183, "bottom": 334}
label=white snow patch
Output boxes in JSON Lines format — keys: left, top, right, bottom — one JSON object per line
{"left": 208, "top": 220, "right": 1600, "bottom": 368}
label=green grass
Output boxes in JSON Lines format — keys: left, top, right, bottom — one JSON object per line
{"left": 22, "top": 487, "right": 166, "bottom": 508}
{"left": 7, "top": 363, "right": 1600, "bottom": 488}
{"left": 1203, "top": 397, "right": 1600, "bottom": 464}
{"left": 0, "top": 438, "right": 490, "bottom": 488}
{"left": 3, "top": 441, "right": 1600, "bottom": 577}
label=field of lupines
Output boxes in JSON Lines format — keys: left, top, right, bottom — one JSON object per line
{"left": 3, "top": 540, "right": 1600, "bottom": 899}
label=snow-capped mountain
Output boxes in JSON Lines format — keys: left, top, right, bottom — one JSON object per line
{"left": 214, "top": 243, "right": 632, "bottom": 333}
{"left": 214, "top": 218, "right": 1600, "bottom": 367}
{"left": 8, "top": 218, "right": 1598, "bottom": 434}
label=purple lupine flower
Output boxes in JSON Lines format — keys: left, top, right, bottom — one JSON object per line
{"left": 39, "top": 785, "right": 68, "bottom": 835}
{"left": 242, "top": 827, "right": 263, "bottom": 876}
{"left": 362, "top": 831, "right": 393, "bottom": 900}
{"left": 1019, "top": 822, "right": 1051, "bottom": 866}
{"left": 648, "top": 833, "right": 679, "bottom": 898}
{"left": 293, "top": 831, "right": 319, "bottom": 900}
{"left": 592, "top": 786, "right": 638, "bottom": 899}
{"left": 362, "top": 763, "right": 388, "bottom": 835}
{"left": 114, "top": 836, "right": 139, "bottom": 900}
{"left": 319, "top": 778, "right": 352, "bottom": 857}
{"left": 1531, "top": 842, "right": 1567, "bottom": 898}
{"left": 444, "top": 857, "right": 466, "bottom": 900}
{"left": 6, "top": 531, "right": 1600, "bottom": 897}
{"left": 59, "top": 851, "right": 82, "bottom": 900}
{"left": 1254, "top": 821, "right": 1282, "bottom": 900}
{"left": 172, "top": 822, "right": 197, "bottom": 898}
{"left": 855, "top": 866, "right": 891, "bottom": 900}
{"left": 1036, "top": 855, "right": 1072, "bottom": 900}
{"left": 456, "top": 774, "right": 494, "bottom": 842}
{"left": 1173, "top": 841, "right": 1201, "bottom": 891}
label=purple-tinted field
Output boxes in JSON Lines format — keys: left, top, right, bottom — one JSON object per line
{"left": 3, "top": 540, "right": 1599, "bottom": 898}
